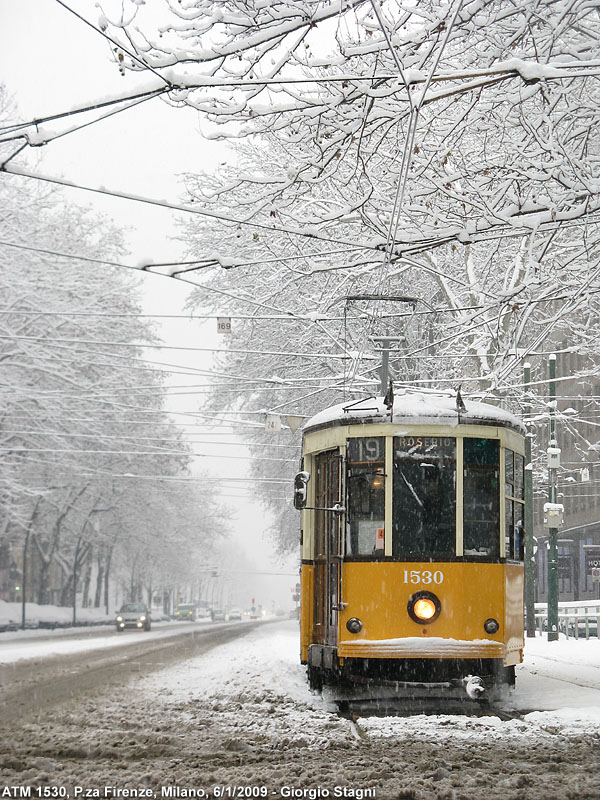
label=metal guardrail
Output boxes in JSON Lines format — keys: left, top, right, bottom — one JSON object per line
{"left": 534, "top": 601, "right": 600, "bottom": 640}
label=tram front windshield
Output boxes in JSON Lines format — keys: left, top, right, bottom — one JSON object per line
{"left": 393, "top": 436, "right": 456, "bottom": 557}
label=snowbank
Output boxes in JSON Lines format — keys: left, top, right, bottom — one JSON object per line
{"left": 0, "top": 599, "right": 114, "bottom": 630}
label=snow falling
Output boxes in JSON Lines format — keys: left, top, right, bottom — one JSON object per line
{"left": 2, "top": 1, "right": 600, "bottom": 796}
{"left": 1, "top": 621, "right": 600, "bottom": 798}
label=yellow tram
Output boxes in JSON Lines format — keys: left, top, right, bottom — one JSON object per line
{"left": 294, "top": 390, "right": 526, "bottom": 704}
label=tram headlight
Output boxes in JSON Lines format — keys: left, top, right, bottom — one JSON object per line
{"left": 407, "top": 591, "right": 441, "bottom": 624}
{"left": 346, "top": 617, "right": 363, "bottom": 634}
{"left": 484, "top": 618, "right": 500, "bottom": 634}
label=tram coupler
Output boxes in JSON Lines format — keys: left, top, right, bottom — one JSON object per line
{"left": 463, "top": 675, "right": 486, "bottom": 699}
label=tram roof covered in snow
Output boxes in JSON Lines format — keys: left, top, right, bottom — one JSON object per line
{"left": 303, "top": 391, "right": 525, "bottom": 435}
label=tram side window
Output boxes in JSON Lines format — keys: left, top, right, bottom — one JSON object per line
{"left": 392, "top": 436, "right": 456, "bottom": 557}
{"left": 346, "top": 437, "right": 385, "bottom": 556}
{"left": 463, "top": 438, "right": 500, "bottom": 558}
{"left": 505, "top": 450, "right": 525, "bottom": 561}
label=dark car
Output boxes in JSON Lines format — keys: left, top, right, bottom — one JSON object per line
{"left": 228, "top": 608, "right": 242, "bottom": 621}
{"left": 211, "top": 608, "right": 226, "bottom": 622}
{"left": 174, "top": 603, "right": 197, "bottom": 621}
{"left": 116, "top": 603, "right": 151, "bottom": 632}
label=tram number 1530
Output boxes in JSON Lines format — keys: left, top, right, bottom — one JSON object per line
{"left": 403, "top": 569, "right": 444, "bottom": 585}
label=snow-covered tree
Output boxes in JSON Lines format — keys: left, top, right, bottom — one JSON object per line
{"left": 79, "top": 3, "right": 600, "bottom": 549}
{"left": 0, "top": 94, "right": 222, "bottom": 605}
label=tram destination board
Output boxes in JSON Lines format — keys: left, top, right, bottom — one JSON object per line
{"left": 395, "top": 436, "right": 454, "bottom": 452}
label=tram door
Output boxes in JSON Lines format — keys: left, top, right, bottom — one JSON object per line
{"left": 313, "top": 450, "right": 343, "bottom": 647}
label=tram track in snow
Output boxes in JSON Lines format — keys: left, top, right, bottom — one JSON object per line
{"left": 0, "top": 620, "right": 279, "bottom": 726}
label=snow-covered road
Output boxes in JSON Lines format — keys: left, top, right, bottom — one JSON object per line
{"left": 0, "top": 619, "right": 236, "bottom": 664}
{"left": 1, "top": 621, "right": 600, "bottom": 798}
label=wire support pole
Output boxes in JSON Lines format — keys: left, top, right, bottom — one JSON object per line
{"left": 547, "top": 354, "right": 559, "bottom": 642}
{"left": 524, "top": 362, "right": 536, "bottom": 637}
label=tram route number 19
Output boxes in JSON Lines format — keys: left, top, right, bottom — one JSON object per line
{"left": 403, "top": 569, "right": 444, "bottom": 585}
{"left": 348, "top": 437, "right": 384, "bottom": 463}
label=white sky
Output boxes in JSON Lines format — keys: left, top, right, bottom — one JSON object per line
{"left": 0, "top": 0, "right": 229, "bottom": 259}
{"left": 0, "top": 0, "right": 298, "bottom": 609}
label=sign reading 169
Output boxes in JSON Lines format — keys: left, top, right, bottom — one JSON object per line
{"left": 403, "top": 569, "right": 444, "bottom": 585}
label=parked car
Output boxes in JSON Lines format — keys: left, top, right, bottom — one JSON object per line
{"left": 228, "top": 608, "right": 242, "bottom": 621}
{"left": 115, "top": 603, "right": 151, "bottom": 632}
{"left": 567, "top": 619, "right": 598, "bottom": 638}
{"left": 211, "top": 608, "right": 226, "bottom": 622}
{"left": 174, "top": 603, "right": 197, "bottom": 621}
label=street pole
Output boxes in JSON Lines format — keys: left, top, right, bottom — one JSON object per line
{"left": 21, "top": 528, "right": 31, "bottom": 631}
{"left": 524, "top": 362, "right": 536, "bottom": 637}
{"left": 547, "top": 354, "right": 559, "bottom": 642}
{"left": 380, "top": 338, "right": 391, "bottom": 394}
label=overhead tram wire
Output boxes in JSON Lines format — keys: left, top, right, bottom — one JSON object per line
{"left": 15, "top": 300, "right": 589, "bottom": 405}
{"left": 0, "top": 168, "right": 391, "bottom": 255}
{"left": 6, "top": 169, "right": 597, "bottom": 278}
{"left": 0, "top": 332, "right": 367, "bottom": 362}
{"left": 0, "top": 305, "right": 484, "bottom": 320}
{"left": 343, "top": 0, "right": 464, "bottom": 390}
{"left": 0, "top": 239, "right": 388, "bottom": 324}
{"left": 0, "top": 241, "right": 313, "bottom": 321}
{"left": 6, "top": 348, "right": 350, "bottom": 390}
{"left": 17, "top": 454, "right": 291, "bottom": 486}
{"left": 0, "top": 316, "right": 334, "bottom": 381}
{"left": 7, "top": 382, "right": 340, "bottom": 401}
{"left": 7, "top": 286, "right": 592, "bottom": 323}
{"left": 0, "top": 61, "right": 591, "bottom": 113}
{"left": 1, "top": 188, "right": 597, "bottom": 284}
{"left": 2, "top": 15, "right": 595, "bottom": 140}
{"left": 0, "top": 91, "right": 170, "bottom": 152}
{"left": 1, "top": 446, "right": 297, "bottom": 463}
{"left": 53, "top": 0, "right": 172, "bottom": 87}
{"left": 0, "top": 89, "right": 170, "bottom": 137}
{"left": 2, "top": 429, "right": 300, "bottom": 449}
{"left": 347, "top": 0, "right": 420, "bottom": 372}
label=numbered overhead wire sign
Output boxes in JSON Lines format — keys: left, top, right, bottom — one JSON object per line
{"left": 217, "top": 317, "right": 232, "bottom": 334}
{"left": 265, "top": 414, "right": 281, "bottom": 432}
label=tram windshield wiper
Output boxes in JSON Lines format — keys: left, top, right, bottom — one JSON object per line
{"left": 398, "top": 469, "right": 424, "bottom": 508}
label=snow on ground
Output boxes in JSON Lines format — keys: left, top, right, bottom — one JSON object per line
{"left": 3, "top": 621, "right": 600, "bottom": 796}
{"left": 142, "top": 620, "right": 350, "bottom": 750}
{"left": 0, "top": 619, "right": 219, "bottom": 663}
{"left": 4, "top": 617, "right": 600, "bottom": 732}
{"left": 142, "top": 621, "right": 600, "bottom": 742}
